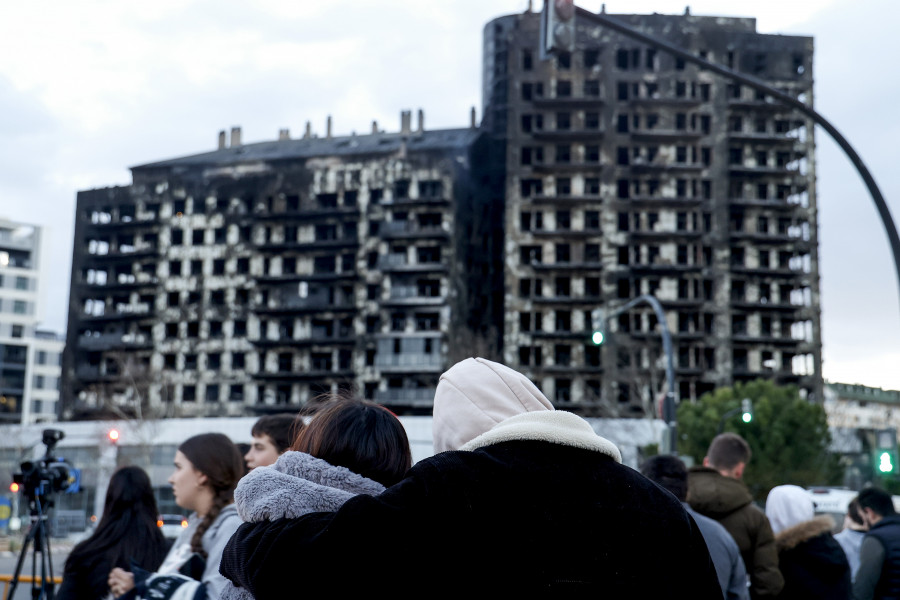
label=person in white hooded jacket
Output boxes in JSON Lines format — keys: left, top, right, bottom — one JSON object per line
{"left": 221, "top": 357, "right": 721, "bottom": 598}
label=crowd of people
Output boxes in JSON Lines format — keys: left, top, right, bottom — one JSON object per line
{"left": 49, "top": 357, "right": 900, "bottom": 599}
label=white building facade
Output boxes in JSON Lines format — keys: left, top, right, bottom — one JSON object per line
{"left": 0, "top": 219, "right": 64, "bottom": 424}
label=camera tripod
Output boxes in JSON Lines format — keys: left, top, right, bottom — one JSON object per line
{"left": 8, "top": 495, "right": 56, "bottom": 600}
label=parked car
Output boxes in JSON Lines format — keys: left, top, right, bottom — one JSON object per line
{"left": 157, "top": 514, "right": 188, "bottom": 540}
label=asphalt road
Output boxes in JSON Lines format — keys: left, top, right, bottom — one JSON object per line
{"left": 0, "top": 547, "right": 71, "bottom": 600}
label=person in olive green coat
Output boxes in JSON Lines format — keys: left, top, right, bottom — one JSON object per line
{"left": 689, "top": 433, "right": 785, "bottom": 600}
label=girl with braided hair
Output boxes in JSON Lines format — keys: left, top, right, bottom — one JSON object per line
{"left": 109, "top": 433, "right": 244, "bottom": 599}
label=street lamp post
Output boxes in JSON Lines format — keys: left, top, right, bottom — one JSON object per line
{"left": 603, "top": 294, "right": 677, "bottom": 454}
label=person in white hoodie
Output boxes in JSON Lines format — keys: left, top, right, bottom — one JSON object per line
{"left": 221, "top": 357, "right": 721, "bottom": 598}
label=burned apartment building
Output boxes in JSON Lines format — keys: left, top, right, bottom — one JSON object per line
{"left": 484, "top": 9, "right": 822, "bottom": 414}
{"left": 61, "top": 112, "right": 502, "bottom": 419}
{"left": 62, "top": 7, "right": 824, "bottom": 421}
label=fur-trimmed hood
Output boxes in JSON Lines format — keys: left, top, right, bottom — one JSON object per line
{"left": 233, "top": 451, "right": 385, "bottom": 522}
{"left": 775, "top": 515, "right": 836, "bottom": 552}
{"left": 459, "top": 410, "right": 622, "bottom": 463}
{"left": 222, "top": 452, "right": 385, "bottom": 600}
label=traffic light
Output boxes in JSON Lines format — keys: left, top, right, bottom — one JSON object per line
{"left": 590, "top": 308, "right": 606, "bottom": 346}
{"left": 741, "top": 398, "right": 753, "bottom": 423}
{"left": 108, "top": 429, "right": 120, "bottom": 444}
{"left": 9, "top": 482, "right": 19, "bottom": 493}
{"left": 541, "top": 0, "right": 576, "bottom": 58}
{"left": 875, "top": 429, "right": 898, "bottom": 476}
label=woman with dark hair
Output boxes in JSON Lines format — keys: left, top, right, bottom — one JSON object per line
{"left": 109, "top": 433, "right": 244, "bottom": 599}
{"left": 220, "top": 396, "right": 411, "bottom": 600}
{"left": 57, "top": 466, "right": 168, "bottom": 600}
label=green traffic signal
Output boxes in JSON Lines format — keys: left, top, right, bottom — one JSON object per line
{"left": 879, "top": 451, "right": 894, "bottom": 474}
{"left": 591, "top": 331, "right": 604, "bottom": 345}
{"left": 740, "top": 398, "right": 753, "bottom": 424}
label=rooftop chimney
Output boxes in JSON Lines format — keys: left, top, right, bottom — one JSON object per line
{"left": 326, "top": 115, "right": 333, "bottom": 139}
{"left": 417, "top": 109, "right": 425, "bottom": 133}
{"left": 278, "top": 128, "right": 291, "bottom": 141}
{"left": 304, "top": 121, "right": 312, "bottom": 139}
{"left": 470, "top": 106, "right": 477, "bottom": 129}
{"left": 230, "top": 126, "right": 242, "bottom": 147}
{"left": 372, "top": 120, "right": 378, "bottom": 134}
{"left": 218, "top": 130, "right": 227, "bottom": 150}
{"left": 400, "top": 110, "right": 412, "bottom": 135}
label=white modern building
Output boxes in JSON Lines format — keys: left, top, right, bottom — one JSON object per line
{"left": 0, "top": 219, "right": 64, "bottom": 424}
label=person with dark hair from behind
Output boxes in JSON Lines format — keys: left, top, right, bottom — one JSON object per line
{"left": 108, "top": 433, "right": 244, "bottom": 599}
{"left": 57, "top": 466, "right": 168, "bottom": 600}
{"left": 642, "top": 455, "right": 750, "bottom": 600}
{"left": 220, "top": 395, "right": 411, "bottom": 600}
{"left": 689, "top": 433, "right": 784, "bottom": 599}
{"left": 853, "top": 487, "right": 900, "bottom": 600}
{"left": 221, "top": 357, "right": 721, "bottom": 598}
{"left": 764, "top": 485, "right": 851, "bottom": 599}
{"left": 244, "top": 414, "right": 302, "bottom": 470}
{"left": 835, "top": 497, "right": 869, "bottom": 582}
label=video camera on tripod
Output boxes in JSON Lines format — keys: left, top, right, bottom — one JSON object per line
{"left": 8, "top": 428, "right": 78, "bottom": 600}
{"left": 12, "top": 429, "right": 76, "bottom": 503}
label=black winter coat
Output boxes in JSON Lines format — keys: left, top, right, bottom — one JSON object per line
{"left": 221, "top": 439, "right": 721, "bottom": 598}
{"left": 775, "top": 516, "right": 851, "bottom": 600}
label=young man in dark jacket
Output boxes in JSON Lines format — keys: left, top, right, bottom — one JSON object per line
{"left": 221, "top": 358, "right": 721, "bottom": 597}
{"left": 854, "top": 487, "right": 900, "bottom": 600}
{"left": 688, "top": 433, "right": 784, "bottom": 599}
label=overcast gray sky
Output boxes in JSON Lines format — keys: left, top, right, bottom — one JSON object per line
{"left": 1, "top": 0, "right": 897, "bottom": 389}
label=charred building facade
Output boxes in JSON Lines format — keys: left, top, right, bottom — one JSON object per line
{"left": 484, "top": 10, "right": 822, "bottom": 414}
{"left": 62, "top": 114, "right": 501, "bottom": 419}
{"left": 62, "top": 8, "right": 823, "bottom": 420}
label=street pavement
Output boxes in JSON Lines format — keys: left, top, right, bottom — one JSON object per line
{"left": 0, "top": 544, "right": 71, "bottom": 600}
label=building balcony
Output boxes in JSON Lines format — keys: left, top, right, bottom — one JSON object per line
{"left": 628, "top": 161, "right": 706, "bottom": 173}
{"left": 530, "top": 130, "right": 605, "bottom": 142}
{"left": 254, "top": 296, "right": 356, "bottom": 314}
{"left": 629, "top": 129, "right": 705, "bottom": 141}
{"left": 253, "top": 333, "right": 356, "bottom": 347}
{"left": 259, "top": 238, "right": 359, "bottom": 252}
{"left": 530, "top": 260, "right": 604, "bottom": 272}
{"left": 374, "top": 354, "right": 444, "bottom": 372}
{"left": 727, "top": 98, "right": 798, "bottom": 112}
{"left": 532, "top": 97, "right": 605, "bottom": 109}
{"left": 729, "top": 231, "right": 809, "bottom": 246}
{"left": 730, "top": 299, "right": 811, "bottom": 314}
{"left": 377, "top": 255, "right": 447, "bottom": 273}
{"left": 531, "top": 162, "right": 604, "bottom": 174}
{"left": 379, "top": 195, "right": 450, "bottom": 207}
{"left": 375, "top": 387, "right": 437, "bottom": 407}
{"left": 253, "top": 206, "right": 360, "bottom": 221}
{"left": 728, "top": 197, "right": 807, "bottom": 211}
{"left": 84, "top": 244, "right": 157, "bottom": 261}
{"left": 730, "top": 265, "right": 809, "bottom": 279}
{"left": 380, "top": 221, "right": 450, "bottom": 240}
{"left": 79, "top": 274, "right": 159, "bottom": 291}
{"left": 728, "top": 164, "right": 802, "bottom": 177}
{"left": 383, "top": 286, "right": 445, "bottom": 306}
{"left": 610, "top": 195, "right": 706, "bottom": 206}
{"left": 728, "top": 132, "right": 805, "bottom": 146}
{"left": 526, "top": 194, "right": 604, "bottom": 205}
{"left": 77, "top": 332, "right": 153, "bottom": 351}
{"left": 254, "top": 368, "right": 355, "bottom": 381}
{"left": 532, "top": 294, "right": 603, "bottom": 305}
{"left": 627, "top": 229, "right": 704, "bottom": 240}
{"left": 629, "top": 96, "right": 705, "bottom": 108}
{"left": 257, "top": 271, "right": 357, "bottom": 284}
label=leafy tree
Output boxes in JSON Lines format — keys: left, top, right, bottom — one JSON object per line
{"left": 678, "top": 379, "right": 842, "bottom": 500}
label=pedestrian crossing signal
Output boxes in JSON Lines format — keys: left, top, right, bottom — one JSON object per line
{"left": 879, "top": 451, "right": 894, "bottom": 474}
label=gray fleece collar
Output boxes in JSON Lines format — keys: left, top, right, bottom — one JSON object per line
{"left": 233, "top": 451, "right": 385, "bottom": 523}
